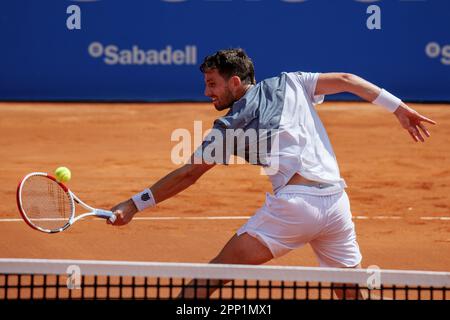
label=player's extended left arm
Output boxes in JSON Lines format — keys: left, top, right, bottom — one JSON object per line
{"left": 109, "top": 157, "right": 215, "bottom": 226}
{"left": 315, "top": 73, "right": 436, "bottom": 142}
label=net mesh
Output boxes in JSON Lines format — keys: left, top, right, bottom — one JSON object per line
{"left": 0, "top": 259, "right": 448, "bottom": 300}
{"left": 19, "top": 175, "right": 72, "bottom": 231}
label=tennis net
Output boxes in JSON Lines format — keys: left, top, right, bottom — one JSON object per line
{"left": 0, "top": 259, "right": 449, "bottom": 300}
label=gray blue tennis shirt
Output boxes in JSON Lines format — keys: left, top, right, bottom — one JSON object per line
{"left": 194, "top": 71, "right": 347, "bottom": 193}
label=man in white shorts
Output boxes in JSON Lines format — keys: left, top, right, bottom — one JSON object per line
{"left": 109, "top": 49, "right": 436, "bottom": 299}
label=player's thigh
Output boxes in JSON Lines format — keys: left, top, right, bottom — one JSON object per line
{"left": 211, "top": 232, "right": 274, "bottom": 265}
{"left": 310, "top": 191, "right": 362, "bottom": 268}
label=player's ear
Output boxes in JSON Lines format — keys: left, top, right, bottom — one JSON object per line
{"left": 229, "top": 75, "right": 242, "bottom": 89}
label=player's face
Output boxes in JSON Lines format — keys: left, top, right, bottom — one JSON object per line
{"left": 203, "top": 69, "right": 236, "bottom": 111}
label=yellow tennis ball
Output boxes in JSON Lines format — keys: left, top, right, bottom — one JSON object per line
{"left": 55, "top": 167, "right": 71, "bottom": 183}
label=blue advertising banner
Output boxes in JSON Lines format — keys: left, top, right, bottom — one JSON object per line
{"left": 0, "top": 0, "right": 449, "bottom": 102}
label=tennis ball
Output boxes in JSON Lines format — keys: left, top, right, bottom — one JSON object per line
{"left": 55, "top": 167, "right": 71, "bottom": 183}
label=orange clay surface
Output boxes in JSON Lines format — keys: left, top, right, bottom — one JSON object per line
{"left": 0, "top": 102, "right": 449, "bottom": 272}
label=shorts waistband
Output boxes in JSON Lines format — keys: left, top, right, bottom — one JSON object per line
{"left": 276, "top": 184, "right": 344, "bottom": 196}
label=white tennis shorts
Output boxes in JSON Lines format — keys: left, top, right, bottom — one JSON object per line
{"left": 237, "top": 185, "right": 362, "bottom": 268}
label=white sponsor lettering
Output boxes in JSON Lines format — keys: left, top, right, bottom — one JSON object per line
{"left": 66, "top": 5, "right": 81, "bottom": 30}
{"left": 366, "top": 5, "right": 381, "bottom": 30}
{"left": 426, "top": 42, "right": 450, "bottom": 66}
{"left": 88, "top": 42, "right": 197, "bottom": 66}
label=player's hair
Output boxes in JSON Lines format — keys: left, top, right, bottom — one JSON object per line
{"left": 200, "top": 48, "right": 256, "bottom": 85}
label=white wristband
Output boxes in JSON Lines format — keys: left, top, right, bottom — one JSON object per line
{"left": 131, "top": 188, "right": 156, "bottom": 212}
{"left": 372, "top": 89, "right": 402, "bottom": 113}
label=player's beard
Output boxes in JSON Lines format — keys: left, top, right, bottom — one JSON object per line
{"left": 214, "top": 87, "right": 236, "bottom": 111}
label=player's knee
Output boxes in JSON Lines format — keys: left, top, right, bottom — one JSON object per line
{"left": 210, "top": 233, "right": 274, "bottom": 265}
{"left": 210, "top": 251, "right": 240, "bottom": 265}
{"left": 210, "top": 246, "right": 247, "bottom": 265}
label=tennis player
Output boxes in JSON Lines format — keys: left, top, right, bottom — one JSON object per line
{"left": 109, "top": 49, "right": 436, "bottom": 299}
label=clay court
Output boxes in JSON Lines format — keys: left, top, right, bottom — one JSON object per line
{"left": 0, "top": 101, "right": 449, "bottom": 272}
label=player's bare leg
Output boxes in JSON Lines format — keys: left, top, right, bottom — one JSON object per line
{"left": 333, "top": 264, "right": 367, "bottom": 300}
{"left": 178, "top": 232, "right": 273, "bottom": 298}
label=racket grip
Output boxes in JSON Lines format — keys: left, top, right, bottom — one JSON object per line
{"left": 95, "top": 209, "right": 116, "bottom": 223}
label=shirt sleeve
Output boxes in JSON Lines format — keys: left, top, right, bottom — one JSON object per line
{"left": 192, "top": 121, "right": 232, "bottom": 165}
{"left": 292, "top": 72, "right": 325, "bottom": 105}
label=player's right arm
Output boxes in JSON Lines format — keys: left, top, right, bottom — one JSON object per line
{"left": 314, "top": 73, "right": 436, "bottom": 142}
{"left": 315, "top": 73, "right": 381, "bottom": 102}
{"left": 109, "top": 156, "right": 215, "bottom": 226}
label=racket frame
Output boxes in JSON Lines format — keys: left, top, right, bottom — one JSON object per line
{"left": 17, "top": 172, "right": 115, "bottom": 233}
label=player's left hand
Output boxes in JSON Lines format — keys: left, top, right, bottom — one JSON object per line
{"left": 394, "top": 104, "right": 436, "bottom": 142}
{"left": 108, "top": 199, "right": 138, "bottom": 226}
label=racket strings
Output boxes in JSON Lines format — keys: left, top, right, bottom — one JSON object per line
{"left": 20, "top": 175, "right": 73, "bottom": 231}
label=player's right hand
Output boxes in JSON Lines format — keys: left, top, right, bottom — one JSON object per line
{"left": 394, "top": 104, "right": 436, "bottom": 142}
{"left": 108, "top": 199, "right": 138, "bottom": 226}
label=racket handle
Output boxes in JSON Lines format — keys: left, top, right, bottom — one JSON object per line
{"left": 109, "top": 215, "right": 117, "bottom": 223}
{"left": 95, "top": 209, "right": 116, "bottom": 223}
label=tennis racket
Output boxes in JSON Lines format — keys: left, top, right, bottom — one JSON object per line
{"left": 16, "top": 172, "right": 116, "bottom": 233}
